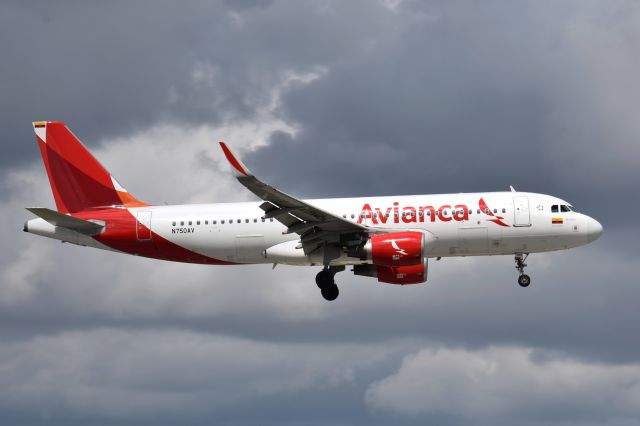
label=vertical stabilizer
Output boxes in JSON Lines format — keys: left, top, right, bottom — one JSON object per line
{"left": 32, "top": 121, "right": 147, "bottom": 213}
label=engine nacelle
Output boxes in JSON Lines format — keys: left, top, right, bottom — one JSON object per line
{"left": 362, "top": 231, "right": 425, "bottom": 267}
{"left": 353, "top": 257, "right": 428, "bottom": 285}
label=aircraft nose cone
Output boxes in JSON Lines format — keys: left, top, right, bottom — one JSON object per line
{"left": 586, "top": 217, "right": 603, "bottom": 243}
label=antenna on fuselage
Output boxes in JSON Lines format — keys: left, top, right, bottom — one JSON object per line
{"left": 509, "top": 185, "right": 516, "bottom": 192}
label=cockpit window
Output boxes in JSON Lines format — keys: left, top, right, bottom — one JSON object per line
{"left": 551, "top": 205, "right": 558, "bottom": 213}
{"left": 561, "top": 205, "right": 570, "bottom": 213}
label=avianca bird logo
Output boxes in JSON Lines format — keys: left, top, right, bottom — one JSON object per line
{"left": 479, "top": 197, "right": 510, "bottom": 227}
{"left": 391, "top": 239, "right": 407, "bottom": 256}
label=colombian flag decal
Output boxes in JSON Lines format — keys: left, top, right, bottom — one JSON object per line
{"left": 552, "top": 218, "right": 563, "bottom": 225}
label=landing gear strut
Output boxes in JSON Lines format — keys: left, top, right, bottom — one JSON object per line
{"left": 315, "top": 266, "right": 343, "bottom": 301}
{"left": 514, "top": 253, "right": 531, "bottom": 287}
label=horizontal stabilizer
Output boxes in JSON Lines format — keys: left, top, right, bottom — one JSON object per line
{"left": 26, "top": 207, "right": 104, "bottom": 235}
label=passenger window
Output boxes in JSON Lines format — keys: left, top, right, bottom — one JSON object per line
{"left": 351, "top": 214, "right": 355, "bottom": 219}
{"left": 551, "top": 205, "right": 558, "bottom": 213}
{"left": 468, "top": 209, "right": 472, "bottom": 215}
{"left": 502, "top": 208, "right": 506, "bottom": 214}
{"left": 197, "top": 220, "right": 200, "bottom": 225}
{"left": 270, "top": 218, "right": 274, "bottom": 222}
{"left": 254, "top": 218, "right": 257, "bottom": 223}
{"left": 205, "top": 220, "right": 208, "bottom": 225}
{"left": 221, "top": 220, "right": 225, "bottom": 224}
{"left": 213, "top": 220, "right": 217, "bottom": 225}
{"left": 418, "top": 211, "right": 423, "bottom": 217}
{"left": 373, "top": 213, "right": 378, "bottom": 218}
{"left": 477, "top": 209, "right": 481, "bottom": 214}
{"left": 172, "top": 221, "right": 176, "bottom": 226}
{"left": 188, "top": 221, "right": 192, "bottom": 225}
{"left": 261, "top": 218, "right": 265, "bottom": 222}
{"left": 180, "top": 221, "right": 184, "bottom": 226}
{"left": 245, "top": 219, "right": 249, "bottom": 223}
{"left": 561, "top": 205, "right": 570, "bottom": 213}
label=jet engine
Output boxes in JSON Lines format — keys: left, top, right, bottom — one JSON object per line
{"left": 352, "top": 231, "right": 428, "bottom": 284}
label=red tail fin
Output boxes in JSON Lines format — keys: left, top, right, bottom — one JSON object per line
{"left": 33, "top": 121, "right": 148, "bottom": 213}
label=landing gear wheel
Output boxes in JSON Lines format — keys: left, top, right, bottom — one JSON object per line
{"left": 514, "top": 253, "right": 531, "bottom": 288}
{"left": 321, "top": 284, "right": 339, "bottom": 301}
{"left": 316, "top": 266, "right": 344, "bottom": 301}
{"left": 518, "top": 274, "right": 531, "bottom": 288}
{"left": 315, "top": 269, "right": 333, "bottom": 289}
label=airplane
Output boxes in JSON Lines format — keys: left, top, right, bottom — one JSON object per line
{"left": 24, "top": 121, "right": 603, "bottom": 301}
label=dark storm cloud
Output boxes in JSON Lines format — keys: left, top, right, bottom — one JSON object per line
{"left": 247, "top": 0, "right": 640, "bottom": 233}
{"left": 0, "top": 0, "right": 390, "bottom": 170}
{"left": 2, "top": 1, "right": 640, "bottom": 426}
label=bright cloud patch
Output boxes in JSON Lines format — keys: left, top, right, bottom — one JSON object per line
{"left": 365, "top": 346, "right": 640, "bottom": 421}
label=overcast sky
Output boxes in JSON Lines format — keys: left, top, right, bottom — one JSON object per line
{"left": 1, "top": 1, "right": 640, "bottom": 425}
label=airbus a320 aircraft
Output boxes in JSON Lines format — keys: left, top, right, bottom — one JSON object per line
{"left": 24, "top": 122, "right": 603, "bottom": 301}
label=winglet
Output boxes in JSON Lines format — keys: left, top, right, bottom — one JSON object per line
{"left": 219, "top": 142, "right": 253, "bottom": 177}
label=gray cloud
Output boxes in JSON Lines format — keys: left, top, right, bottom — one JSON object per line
{"left": 247, "top": 0, "right": 640, "bottom": 232}
{"left": 1, "top": 1, "right": 639, "bottom": 425}
{"left": 365, "top": 346, "right": 640, "bottom": 424}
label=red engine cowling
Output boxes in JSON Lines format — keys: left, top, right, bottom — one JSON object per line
{"left": 365, "top": 231, "right": 425, "bottom": 267}
{"left": 353, "top": 257, "right": 428, "bottom": 285}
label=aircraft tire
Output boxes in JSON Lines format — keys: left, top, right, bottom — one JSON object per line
{"left": 316, "top": 270, "right": 333, "bottom": 289}
{"left": 321, "top": 284, "right": 339, "bottom": 301}
{"left": 518, "top": 274, "right": 531, "bottom": 287}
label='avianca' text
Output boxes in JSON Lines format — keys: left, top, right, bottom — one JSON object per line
{"left": 358, "top": 202, "right": 469, "bottom": 224}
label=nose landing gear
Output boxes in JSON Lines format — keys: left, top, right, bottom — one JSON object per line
{"left": 315, "top": 266, "right": 343, "bottom": 301}
{"left": 514, "top": 253, "right": 531, "bottom": 287}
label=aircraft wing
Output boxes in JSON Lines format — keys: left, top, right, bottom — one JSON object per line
{"left": 219, "top": 143, "right": 367, "bottom": 249}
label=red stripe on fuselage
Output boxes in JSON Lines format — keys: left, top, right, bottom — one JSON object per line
{"left": 74, "top": 209, "right": 235, "bottom": 265}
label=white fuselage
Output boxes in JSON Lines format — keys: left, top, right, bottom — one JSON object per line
{"left": 28, "top": 191, "right": 601, "bottom": 266}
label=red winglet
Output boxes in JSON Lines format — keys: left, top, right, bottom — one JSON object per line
{"left": 219, "top": 142, "right": 251, "bottom": 177}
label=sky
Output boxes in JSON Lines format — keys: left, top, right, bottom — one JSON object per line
{"left": 1, "top": 0, "right": 640, "bottom": 425}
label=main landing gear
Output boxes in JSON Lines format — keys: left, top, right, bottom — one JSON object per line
{"left": 515, "top": 253, "right": 531, "bottom": 287}
{"left": 316, "top": 266, "right": 343, "bottom": 301}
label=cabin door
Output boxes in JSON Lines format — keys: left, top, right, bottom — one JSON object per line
{"left": 513, "top": 196, "right": 531, "bottom": 227}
